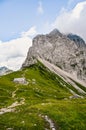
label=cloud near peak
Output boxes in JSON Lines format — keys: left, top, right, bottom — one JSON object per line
{"left": 52, "top": 1, "right": 86, "bottom": 41}
{"left": 21, "top": 26, "right": 37, "bottom": 37}
{"left": 0, "top": 26, "right": 37, "bottom": 70}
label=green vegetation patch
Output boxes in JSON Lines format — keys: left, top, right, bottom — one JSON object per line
{"left": 0, "top": 62, "right": 86, "bottom": 129}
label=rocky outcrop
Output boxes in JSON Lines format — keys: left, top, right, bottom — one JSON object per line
{"left": 22, "top": 29, "right": 86, "bottom": 82}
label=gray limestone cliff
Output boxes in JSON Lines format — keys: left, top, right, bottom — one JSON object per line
{"left": 22, "top": 29, "right": 86, "bottom": 82}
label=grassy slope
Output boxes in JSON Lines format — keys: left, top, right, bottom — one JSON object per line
{"left": 0, "top": 62, "right": 86, "bottom": 130}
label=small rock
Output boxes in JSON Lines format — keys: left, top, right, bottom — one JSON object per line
{"left": 6, "top": 128, "right": 13, "bottom": 130}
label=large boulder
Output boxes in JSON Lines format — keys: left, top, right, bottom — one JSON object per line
{"left": 13, "top": 78, "right": 28, "bottom": 85}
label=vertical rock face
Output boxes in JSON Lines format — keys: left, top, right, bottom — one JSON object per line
{"left": 22, "top": 29, "right": 86, "bottom": 82}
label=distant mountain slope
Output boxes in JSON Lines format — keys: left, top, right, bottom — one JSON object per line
{"left": 67, "top": 33, "right": 86, "bottom": 47}
{"left": 0, "top": 61, "right": 86, "bottom": 129}
{"left": 22, "top": 29, "right": 86, "bottom": 83}
{"left": 0, "top": 66, "right": 12, "bottom": 76}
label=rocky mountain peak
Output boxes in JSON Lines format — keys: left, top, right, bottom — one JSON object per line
{"left": 22, "top": 29, "right": 86, "bottom": 83}
{"left": 49, "top": 28, "right": 62, "bottom": 36}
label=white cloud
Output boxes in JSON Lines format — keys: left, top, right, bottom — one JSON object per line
{"left": 37, "top": 1, "right": 44, "bottom": 15}
{"left": 52, "top": 1, "right": 86, "bottom": 41}
{"left": 0, "top": 26, "right": 37, "bottom": 70}
{"left": 0, "top": 40, "right": 2, "bottom": 44}
{"left": 21, "top": 26, "right": 37, "bottom": 37}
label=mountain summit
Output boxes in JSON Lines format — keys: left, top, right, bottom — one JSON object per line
{"left": 49, "top": 28, "right": 62, "bottom": 36}
{"left": 22, "top": 29, "right": 86, "bottom": 83}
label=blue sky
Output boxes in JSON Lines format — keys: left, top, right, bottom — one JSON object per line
{"left": 0, "top": 0, "right": 85, "bottom": 41}
{"left": 0, "top": 0, "right": 86, "bottom": 70}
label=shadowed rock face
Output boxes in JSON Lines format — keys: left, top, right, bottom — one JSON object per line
{"left": 22, "top": 29, "right": 86, "bottom": 82}
{"left": 67, "top": 34, "right": 86, "bottom": 48}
